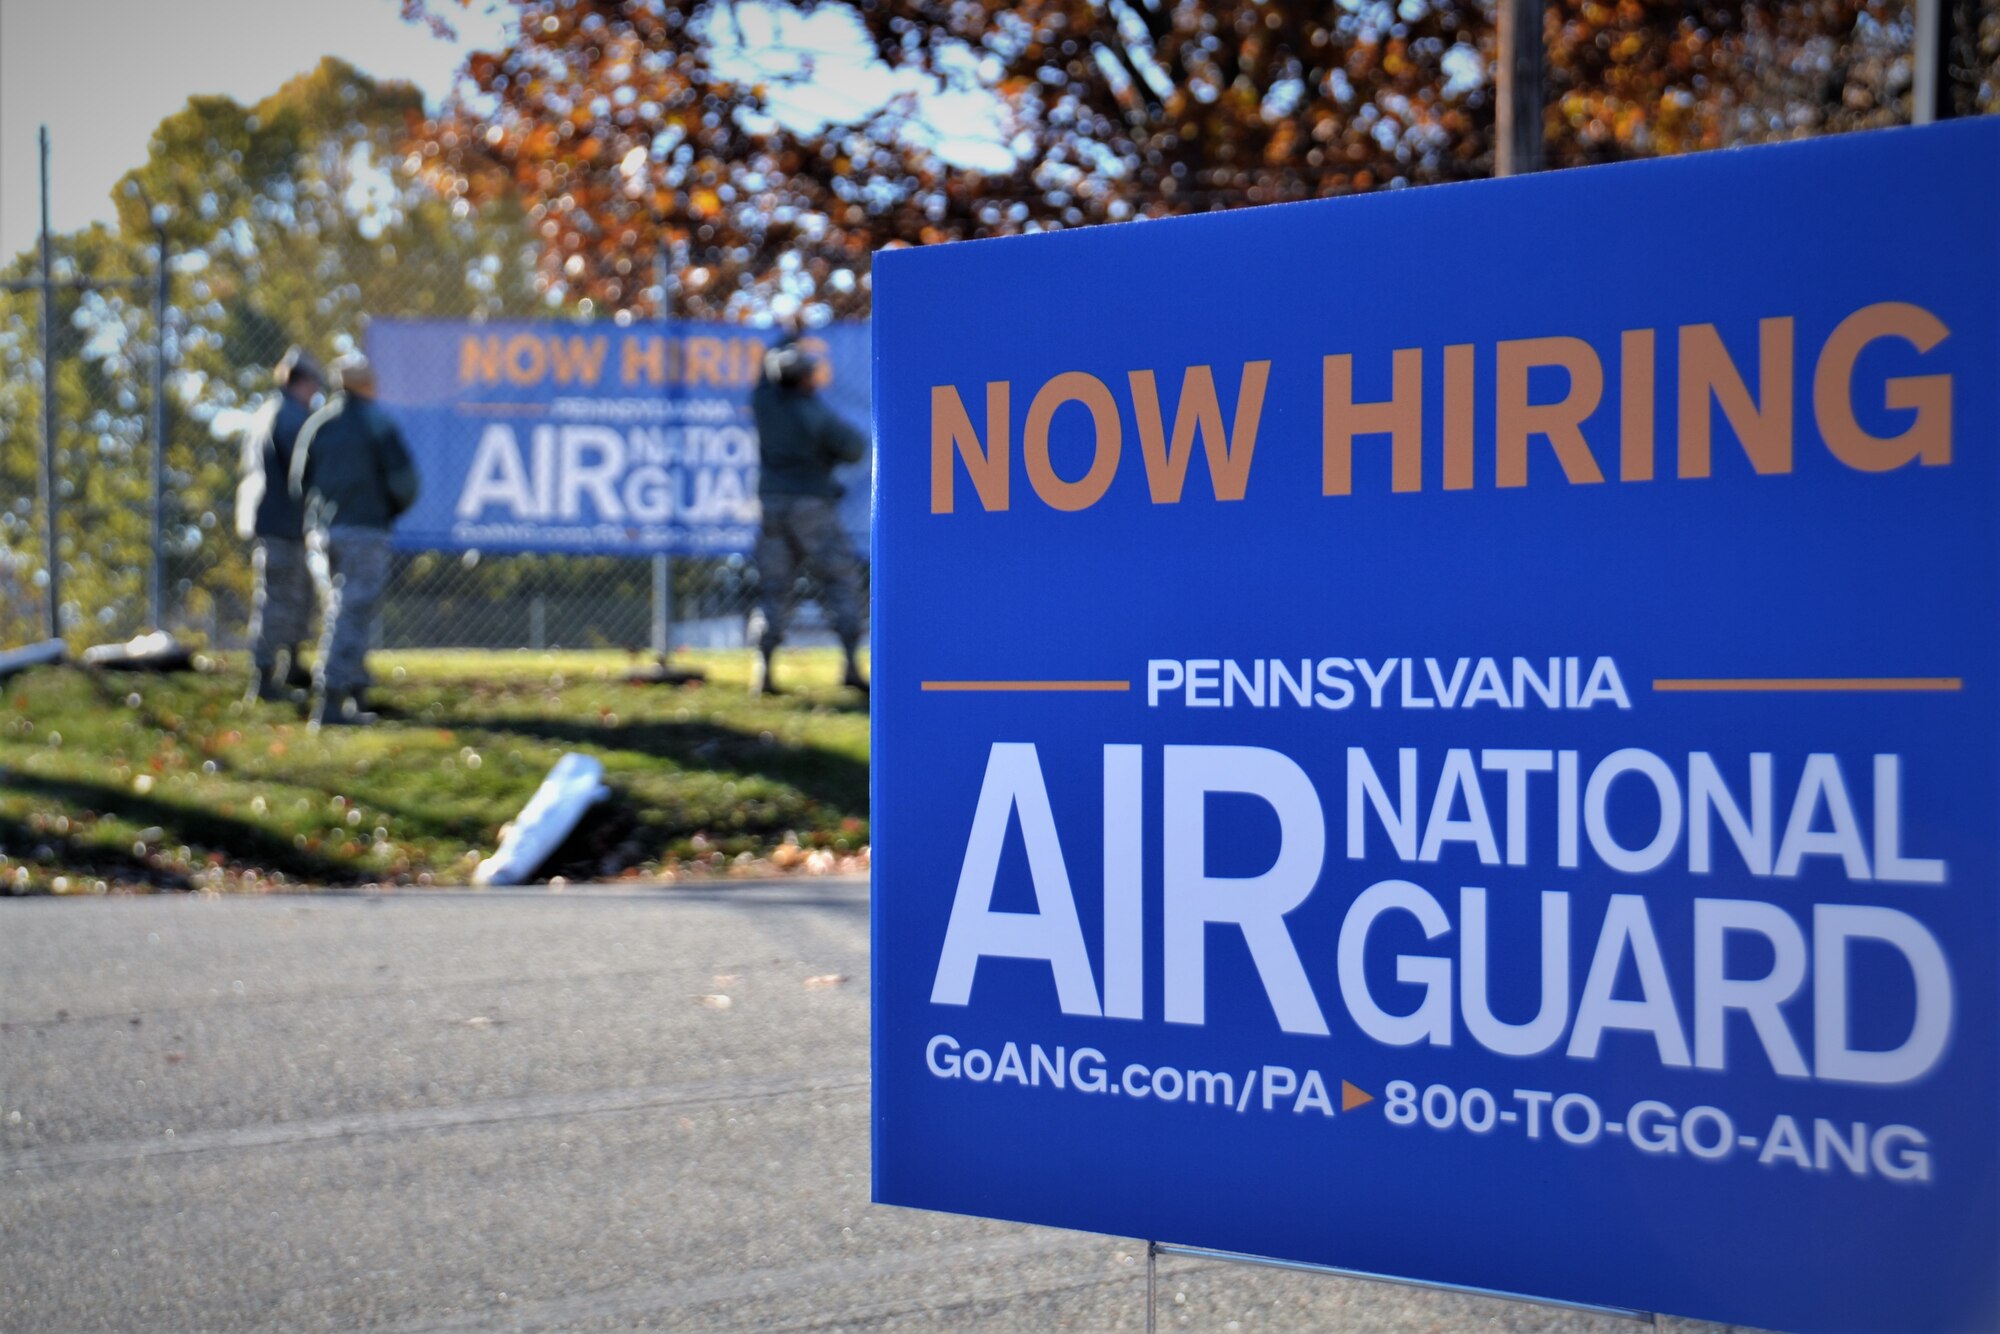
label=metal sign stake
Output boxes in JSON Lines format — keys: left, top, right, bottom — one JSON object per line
{"left": 1145, "top": 1240, "right": 1157, "bottom": 1334}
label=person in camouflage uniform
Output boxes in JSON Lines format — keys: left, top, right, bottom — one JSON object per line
{"left": 289, "top": 355, "right": 418, "bottom": 729}
{"left": 236, "top": 347, "right": 322, "bottom": 704}
{"left": 748, "top": 338, "right": 868, "bottom": 696}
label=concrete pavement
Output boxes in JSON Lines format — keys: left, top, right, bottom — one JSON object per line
{"left": 0, "top": 885, "right": 1750, "bottom": 1331}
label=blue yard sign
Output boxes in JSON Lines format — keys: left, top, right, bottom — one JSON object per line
{"left": 870, "top": 119, "right": 1999, "bottom": 1334}
{"left": 368, "top": 319, "right": 871, "bottom": 555}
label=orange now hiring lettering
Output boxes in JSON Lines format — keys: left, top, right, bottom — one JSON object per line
{"left": 619, "top": 334, "right": 770, "bottom": 389}
{"left": 1323, "top": 301, "right": 1952, "bottom": 494}
{"left": 930, "top": 362, "right": 1272, "bottom": 513}
{"left": 928, "top": 305, "right": 1947, "bottom": 514}
{"left": 460, "top": 333, "right": 611, "bottom": 388}
{"left": 459, "top": 332, "right": 773, "bottom": 390}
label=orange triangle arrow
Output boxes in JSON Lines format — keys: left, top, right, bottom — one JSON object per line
{"left": 1341, "top": 1080, "right": 1375, "bottom": 1112}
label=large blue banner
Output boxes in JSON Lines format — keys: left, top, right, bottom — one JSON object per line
{"left": 368, "top": 320, "right": 871, "bottom": 554}
{"left": 871, "top": 119, "right": 1999, "bottom": 1333}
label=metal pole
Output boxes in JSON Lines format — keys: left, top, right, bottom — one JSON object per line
{"left": 1912, "top": 0, "right": 1953, "bottom": 126}
{"left": 651, "top": 552, "right": 672, "bottom": 655}
{"left": 654, "top": 244, "right": 673, "bottom": 320}
{"left": 1495, "top": 0, "right": 1545, "bottom": 176}
{"left": 150, "top": 222, "right": 168, "bottom": 630}
{"left": 651, "top": 245, "right": 677, "bottom": 658}
{"left": 38, "top": 126, "right": 60, "bottom": 641}
{"left": 1145, "top": 1241, "right": 1157, "bottom": 1334}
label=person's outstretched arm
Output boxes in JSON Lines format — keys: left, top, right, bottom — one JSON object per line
{"left": 808, "top": 399, "right": 868, "bottom": 466}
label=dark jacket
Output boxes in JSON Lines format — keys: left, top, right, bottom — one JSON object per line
{"left": 289, "top": 394, "right": 419, "bottom": 532}
{"left": 236, "top": 393, "right": 314, "bottom": 541}
{"left": 751, "top": 381, "right": 867, "bottom": 499}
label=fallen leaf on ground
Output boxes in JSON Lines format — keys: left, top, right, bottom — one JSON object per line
{"left": 804, "top": 974, "right": 848, "bottom": 989}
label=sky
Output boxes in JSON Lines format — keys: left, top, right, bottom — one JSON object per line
{"left": 0, "top": 0, "right": 512, "bottom": 263}
{"left": 0, "top": 0, "right": 1010, "bottom": 268}
{"left": 701, "top": 3, "right": 1013, "bottom": 172}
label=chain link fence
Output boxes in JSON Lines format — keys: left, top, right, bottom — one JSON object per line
{"left": 0, "top": 228, "right": 847, "bottom": 659}
{"left": 0, "top": 52, "right": 865, "bottom": 659}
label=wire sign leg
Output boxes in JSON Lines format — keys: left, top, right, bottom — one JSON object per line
{"left": 1146, "top": 1240, "right": 1157, "bottom": 1334}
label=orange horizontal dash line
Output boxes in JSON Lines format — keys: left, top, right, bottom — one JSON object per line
{"left": 922, "top": 680, "right": 1132, "bottom": 693}
{"left": 1653, "top": 677, "right": 1962, "bottom": 693}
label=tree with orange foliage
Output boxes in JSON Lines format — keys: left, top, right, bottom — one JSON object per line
{"left": 409, "top": 0, "right": 1996, "bottom": 321}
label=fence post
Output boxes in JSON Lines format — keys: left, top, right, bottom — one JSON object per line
{"left": 1495, "top": 0, "right": 1545, "bottom": 177}
{"left": 38, "top": 126, "right": 60, "bottom": 641}
{"left": 651, "top": 552, "right": 673, "bottom": 655}
{"left": 651, "top": 246, "right": 678, "bottom": 657}
{"left": 150, "top": 220, "right": 168, "bottom": 631}
{"left": 1912, "top": 0, "right": 1955, "bottom": 126}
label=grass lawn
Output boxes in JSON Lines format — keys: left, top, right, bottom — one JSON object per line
{"left": 0, "top": 649, "right": 869, "bottom": 894}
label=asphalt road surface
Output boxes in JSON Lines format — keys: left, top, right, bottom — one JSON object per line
{"left": 1, "top": 885, "right": 1755, "bottom": 1332}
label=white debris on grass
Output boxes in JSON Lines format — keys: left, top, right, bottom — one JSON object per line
{"left": 472, "top": 752, "right": 612, "bottom": 887}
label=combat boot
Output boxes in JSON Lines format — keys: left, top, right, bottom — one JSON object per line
{"left": 307, "top": 688, "right": 344, "bottom": 729}
{"left": 245, "top": 662, "right": 302, "bottom": 706}
{"left": 751, "top": 648, "right": 783, "bottom": 696}
{"left": 841, "top": 646, "right": 868, "bottom": 695}
{"left": 309, "top": 688, "right": 379, "bottom": 730}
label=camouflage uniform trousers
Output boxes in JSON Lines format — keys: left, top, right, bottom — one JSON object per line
{"left": 749, "top": 494, "right": 864, "bottom": 651}
{"left": 308, "top": 526, "right": 393, "bottom": 695}
{"left": 248, "top": 537, "right": 314, "bottom": 671}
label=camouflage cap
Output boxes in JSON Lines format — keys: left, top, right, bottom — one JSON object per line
{"left": 273, "top": 345, "right": 322, "bottom": 388}
{"left": 763, "top": 341, "right": 818, "bottom": 390}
